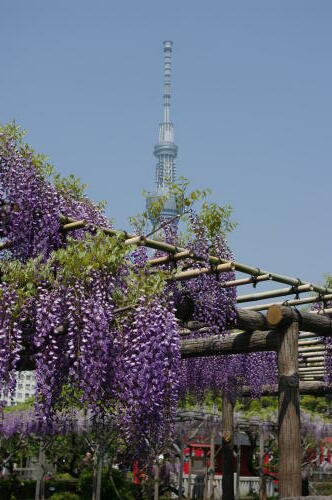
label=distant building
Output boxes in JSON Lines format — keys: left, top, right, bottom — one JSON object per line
{"left": 1, "top": 371, "right": 36, "bottom": 405}
{"left": 146, "top": 41, "right": 180, "bottom": 227}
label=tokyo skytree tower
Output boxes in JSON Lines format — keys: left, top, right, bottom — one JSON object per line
{"left": 147, "top": 41, "right": 180, "bottom": 225}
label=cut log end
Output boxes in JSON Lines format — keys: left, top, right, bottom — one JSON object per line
{"left": 267, "top": 304, "right": 283, "bottom": 326}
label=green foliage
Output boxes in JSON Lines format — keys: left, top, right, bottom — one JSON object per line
{"left": 312, "top": 481, "right": 332, "bottom": 495}
{"left": 54, "top": 231, "right": 128, "bottom": 284}
{"left": 300, "top": 395, "right": 332, "bottom": 419}
{"left": 78, "top": 468, "right": 135, "bottom": 500}
{"left": 53, "top": 173, "right": 87, "bottom": 201}
{"left": 132, "top": 176, "right": 237, "bottom": 247}
{"left": 0, "top": 478, "right": 35, "bottom": 500}
{"left": 235, "top": 394, "right": 332, "bottom": 421}
{"left": 44, "top": 434, "right": 88, "bottom": 478}
{"left": 1, "top": 257, "right": 55, "bottom": 302}
{"left": 235, "top": 396, "right": 278, "bottom": 420}
{"left": 199, "top": 202, "right": 237, "bottom": 240}
{"left": 1, "top": 230, "right": 167, "bottom": 321}
{"left": 49, "top": 493, "right": 80, "bottom": 500}
{"left": 3, "top": 398, "right": 34, "bottom": 413}
{"left": 0, "top": 121, "right": 26, "bottom": 146}
{"left": 54, "top": 473, "right": 76, "bottom": 481}
{"left": 323, "top": 273, "right": 332, "bottom": 288}
{"left": 143, "top": 176, "right": 211, "bottom": 224}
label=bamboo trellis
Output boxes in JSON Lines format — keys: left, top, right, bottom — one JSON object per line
{"left": 58, "top": 216, "right": 332, "bottom": 499}
{"left": 2, "top": 214, "right": 332, "bottom": 499}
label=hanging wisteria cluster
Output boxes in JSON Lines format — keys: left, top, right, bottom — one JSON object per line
{"left": 0, "top": 129, "right": 181, "bottom": 460}
{"left": 0, "top": 123, "right": 282, "bottom": 461}
{"left": 168, "top": 211, "right": 277, "bottom": 400}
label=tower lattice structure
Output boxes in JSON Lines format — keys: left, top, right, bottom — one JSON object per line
{"left": 147, "top": 41, "right": 180, "bottom": 225}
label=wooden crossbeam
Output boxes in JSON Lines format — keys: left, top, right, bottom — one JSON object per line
{"left": 240, "top": 381, "right": 331, "bottom": 396}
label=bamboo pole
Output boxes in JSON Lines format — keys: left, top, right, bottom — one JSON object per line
{"left": 221, "top": 391, "right": 235, "bottom": 500}
{"left": 300, "top": 356, "right": 325, "bottom": 362}
{"left": 298, "top": 345, "right": 325, "bottom": 352}
{"left": 299, "top": 361, "right": 325, "bottom": 366}
{"left": 298, "top": 332, "right": 322, "bottom": 339}
{"left": 169, "top": 262, "right": 235, "bottom": 282}
{"left": 149, "top": 250, "right": 193, "bottom": 266}
{"left": 60, "top": 216, "right": 332, "bottom": 295}
{"left": 299, "top": 368, "right": 325, "bottom": 372}
{"left": 276, "top": 319, "right": 301, "bottom": 498}
{"left": 237, "top": 284, "right": 313, "bottom": 304}
{"left": 313, "top": 307, "right": 332, "bottom": 315}
{"left": 300, "top": 353, "right": 325, "bottom": 359}
{"left": 298, "top": 338, "right": 325, "bottom": 346}
{"left": 244, "top": 293, "right": 332, "bottom": 312}
{"left": 221, "top": 274, "right": 272, "bottom": 288}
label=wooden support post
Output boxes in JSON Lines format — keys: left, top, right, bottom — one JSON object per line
{"left": 259, "top": 425, "right": 267, "bottom": 500}
{"left": 277, "top": 318, "right": 301, "bottom": 498}
{"left": 92, "top": 445, "right": 103, "bottom": 500}
{"left": 154, "top": 461, "right": 160, "bottom": 500}
{"left": 235, "top": 429, "right": 241, "bottom": 500}
{"left": 177, "top": 440, "right": 185, "bottom": 499}
{"left": 222, "top": 391, "right": 235, "bottom": 500}
{"left": 34, "top": 441, "right": 46, "bottom": 500}
{"left": 206, "top": 428, "right": 216, "bottom": 499}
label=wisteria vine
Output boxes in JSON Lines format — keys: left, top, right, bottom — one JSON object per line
{"left": 0, "top": 123, "right": 284, "bottom": 462}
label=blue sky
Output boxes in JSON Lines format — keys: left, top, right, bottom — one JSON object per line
{"left": 1, "top": 1, "right": 332, "bottom": 289}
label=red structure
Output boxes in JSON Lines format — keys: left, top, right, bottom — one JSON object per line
{"left": 183, "top": 432, "right": 255, "bottom": 476}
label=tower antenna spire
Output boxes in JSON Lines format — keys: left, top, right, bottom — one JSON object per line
{"left": 163, "top": 40, "right": 172, "bottom": 123}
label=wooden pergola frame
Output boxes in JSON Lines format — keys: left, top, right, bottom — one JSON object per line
{"left": 59, "top": 216, "right": 332, "bottom": 499}
{"left": 2, "top": 215, "right": 332, "bottom": 498}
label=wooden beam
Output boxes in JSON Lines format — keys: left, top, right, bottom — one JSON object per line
{"left": 236, "top": 309, "right": 271, "bottom": 331}
{"left": 222, "top": 391, "right": 235, "bottom": 500}
{"left": 277, "top": 319, "right": 301, "bottom": 498}
{"left": 267, "top": 305, "right": 332, "bottom": 337}
{"left": 180, "top": 330, "right": 278, "bottom": 358}
{"left": 181, "top": 308, "right": 273, "bottom": 333}
{"left": 240, "top": 381, "right": 331, "bottom": 397}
